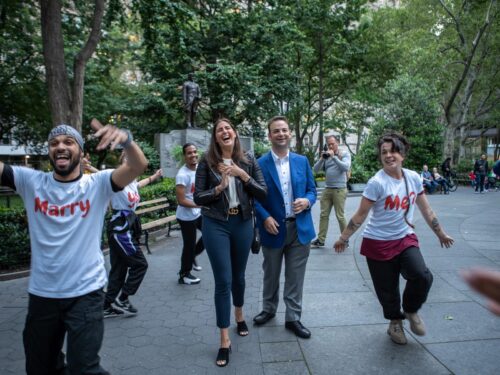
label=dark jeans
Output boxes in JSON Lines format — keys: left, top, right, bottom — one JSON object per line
{"left": 104, "top": 232, "right": 148, "bottom": 306}
{"left": 178, "top": 216, "right": 204, "bottom": 275}
{"left": 475, "top": 173, "right": 486, "bottom": 192}
{"left": 366, "top": 246, "right": 433, "bottom": 320}
{"left": 202, "top": 214, "right": 253, "bottom": 328}
{"left": 435, "top": 178, "right": 448, "bottom": 193}
{"left": 23, "top": 290, "right": 109, "bottom": 375}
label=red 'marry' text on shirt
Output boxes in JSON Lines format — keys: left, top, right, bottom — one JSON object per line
{"left": 384, "top": 192, "right": 416, "bottom": 211}
{"left": 34, "top": 197, "right": 91, "bottom": 218}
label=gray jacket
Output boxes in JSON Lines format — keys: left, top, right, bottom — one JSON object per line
{"left": 313, "top": 151, "right": 351, "bottom": 188}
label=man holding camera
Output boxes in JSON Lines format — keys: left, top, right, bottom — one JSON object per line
{"left": 312, "top": 135, "right": 351, "bottom": 247}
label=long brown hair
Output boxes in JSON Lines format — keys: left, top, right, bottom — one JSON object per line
{"left": 205, "top": 118, "right": 248, "bottom": 169}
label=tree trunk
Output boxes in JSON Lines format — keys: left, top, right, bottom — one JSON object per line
{"left": 459, "top": 125, "right": 467, "bottom": 160}
{"left": 40, "top": 0, "right": 71, "bottom": 126}
{"left": 318, "top": 38, "right": 324, "bottom": 153}
{"left": 443, "top": 125, "right": 455, "bottom": 162}
{"left": 40, "top": 0, "right": 104, "bottom": 132}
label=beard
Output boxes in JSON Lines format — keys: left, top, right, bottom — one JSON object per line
{"left": 49, "top": 151, "right": 82, "bottom": 177}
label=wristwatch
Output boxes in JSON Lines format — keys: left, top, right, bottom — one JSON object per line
{"left": 120, "top": 129, "right": 133, "bottom": 148}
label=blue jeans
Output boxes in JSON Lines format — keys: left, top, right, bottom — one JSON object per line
{"left": 202, "top": 214, "right": 253, "bottom": 328}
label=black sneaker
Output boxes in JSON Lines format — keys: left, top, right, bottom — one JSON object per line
{"left": 103, "top": 305, "right": 124, "bottom": 318}
{"left": 114, "top": 298, "right": 138, "bottom": 315}
{"left": 311, "top": 239, "right": 324, "bottom": 247}
{"left": 178, "top": 272, "right": 201, "bottom": 285}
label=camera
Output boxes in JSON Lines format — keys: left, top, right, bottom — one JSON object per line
{"left": 322, "top": 145, "right": 329, "bottom": 159}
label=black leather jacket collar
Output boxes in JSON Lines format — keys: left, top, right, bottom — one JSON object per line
{"left": 193, "top": 153, "right": 267, "bottom": 221}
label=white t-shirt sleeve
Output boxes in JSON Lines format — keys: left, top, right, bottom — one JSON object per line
{"left": 363, "top": 177, "right": 382, "bottom": 202}
{"left": 12, "top": 167, "right": 39, "bottom": 199}
{"left": 175, "top": 170, "right": 188, "bottom": 187}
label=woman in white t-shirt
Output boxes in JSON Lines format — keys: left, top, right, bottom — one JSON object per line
{"left": 334, "top": 133, "right": 454, "bottom": 345}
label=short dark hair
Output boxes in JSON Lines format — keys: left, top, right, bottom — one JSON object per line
{"left": 377, "top": 132, "right": 410, "bottom": 161}
{"left": 326, "top": 135, "right": 339, "bottom": 143}
{"left": 182, "top": 143, "right": 196, "bottom": 155}
{"left": 267, "top": 116, "right": 289, "bottom": 133}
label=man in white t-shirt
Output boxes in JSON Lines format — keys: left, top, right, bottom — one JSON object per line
{"left": 0, "top": 121, "right": 147, "bottom": 375}
{"left": 176, "top": 143, "right": 204, "bottom": 285}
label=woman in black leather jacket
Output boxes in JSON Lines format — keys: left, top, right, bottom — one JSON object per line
{"left": 194, "top": 118, "right": 267, "bottom": 367}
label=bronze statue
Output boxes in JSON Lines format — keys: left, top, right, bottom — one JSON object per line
{"left": 182, "top": 73, "right": 202, "bottom": 128}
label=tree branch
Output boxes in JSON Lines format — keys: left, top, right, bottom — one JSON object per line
{"left": 71, "top": 0, "right": 105, "bottom": 132}
{"left": 441, "top": 0, "right": 493, "bottom": 123}
{"left": 439, "top": 0, "right": 465, "bottom": 47}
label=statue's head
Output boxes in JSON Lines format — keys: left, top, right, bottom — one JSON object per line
{"left": 188, "top": 73, "right": 194, "bottom": 81}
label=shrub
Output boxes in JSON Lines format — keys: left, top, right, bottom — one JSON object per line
{"left": 0, "top": 208, "right": 31, "bottom": 271}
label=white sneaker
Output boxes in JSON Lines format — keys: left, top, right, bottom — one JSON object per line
{"left": 404, "top": 312, "right": 426, "bottom": 336}
{"left": 178, "top": 273, "right": 200, "bottom": 285}
{"left": 192, "top": 260, "right": 202, "bottom": 272}
{"left": 387, "top": 320, "right": 407, "bottom": 345}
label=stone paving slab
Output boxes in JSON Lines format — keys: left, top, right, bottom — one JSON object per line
{"left": 1, "top": 188, "right": 499, "bottom": 374}
{"left": 426, "top": 339, "right": 500, "bottom": 375}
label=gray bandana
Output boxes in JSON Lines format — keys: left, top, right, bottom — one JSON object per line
{"left": 48, "top": 125, "right": 84, "bottom": 150}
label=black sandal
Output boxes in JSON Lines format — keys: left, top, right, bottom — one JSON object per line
{"left": 236, "top": 320, "right": 249, "bottom": 336}
{"left": 216, "top": 346, "right": 231, "bottom": 367}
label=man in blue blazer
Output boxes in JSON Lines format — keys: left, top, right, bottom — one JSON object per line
{"left": 253, "top": 116, "right": 317, "bottom": 338}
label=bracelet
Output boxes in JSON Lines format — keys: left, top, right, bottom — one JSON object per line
{"left": 340, "top": 236, "right": 349, "bottom": 244}
{"left": 120, "top": 129, "right": 133, "bottom": 149}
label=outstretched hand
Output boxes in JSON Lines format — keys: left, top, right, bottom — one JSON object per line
{"left": 333, "top": 239, "right": 348, "bottom": 253}
{"left": 438, "top": 233, "right": 454, "bottom": 248}
{"left": 90, "top": 119, "right": 129, "bottom": 151}
{"left": 462, "top": 268, "right": 500, "bottom": 316}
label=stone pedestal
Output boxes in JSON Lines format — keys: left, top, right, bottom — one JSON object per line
{"left": 155, "top": 128, "right": 210, "bottom": 178}
{"left": 155, "top": 129, "right": 255, "bottom": 178}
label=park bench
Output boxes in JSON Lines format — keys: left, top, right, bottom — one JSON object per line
{"left": 0, "top": 186, "right": 17, "bottom": 208}
{"left": 136, "top": 198, "right": 177, "bottom": 254}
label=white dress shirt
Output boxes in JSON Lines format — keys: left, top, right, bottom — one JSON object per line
{"left": 271, "top": 150, "right": 294, "bottom": 218}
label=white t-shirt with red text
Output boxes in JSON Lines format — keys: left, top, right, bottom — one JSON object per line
{"left": 13, "top": 167, "right": 114, "bottom": 298}
{"left": 175, "top": 165, "right": 201, "bottom": 221}
{"left": 362, "top": 168, "right": 423, "bottom": 240}
{"left": 111, "top": 181, "right": 140, "bottom": 211}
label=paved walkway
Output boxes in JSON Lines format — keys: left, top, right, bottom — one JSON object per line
{"left": 1, "top": 187, "right": 499, "bottom": 374}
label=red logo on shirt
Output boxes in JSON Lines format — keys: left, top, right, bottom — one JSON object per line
{"left": 127, "top": 192, "right": 140, "bottom": 208}
{"left": 190, "top": 183, "right": 195, "bottom": 194}
{"left": 384, "top": 192, "right": 416, "bottom": 211}
{"left": 34, "top": 197, "right": 91, "bottom": 218}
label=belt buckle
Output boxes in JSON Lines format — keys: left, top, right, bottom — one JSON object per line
{"left": 228, "top": 207, "right": 239, "bottom": 215}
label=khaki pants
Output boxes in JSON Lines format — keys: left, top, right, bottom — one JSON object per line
{"left": 317, "top": 187, "right": 347, "bottom": 242}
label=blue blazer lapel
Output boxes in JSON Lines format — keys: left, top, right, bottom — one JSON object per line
{"left": 265, "top": 152, "right": 283, "bottom": 195}
{"left": 289, "top": 153, "right": 300, "bottom": 199}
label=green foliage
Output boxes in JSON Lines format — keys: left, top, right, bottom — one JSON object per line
{"left": 253, "top": 141, "right": 270, "bottom": 159}
{"left": 136, "top": 141, "right": 160, "bottom": 173}
{"left": 139, "top": 177, "right": 177, "bottom": 208}
{"left": 0, "top": 208, "right": 30, "bottom": 270}
{"left": 349, "top": 161, "right": 372, "bottom": 184}
{"left": 356, "top": 74, "right": 444, "bottom": 174}
{"left": 456, "top": 159, "right": 475, "bottom": 174}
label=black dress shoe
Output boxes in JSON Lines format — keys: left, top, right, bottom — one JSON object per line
{"left": 253, "top": 311, "right": 275, "bottom": 325}
{"left": 285, "top": 321, "right": 311, "bottom": 339}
